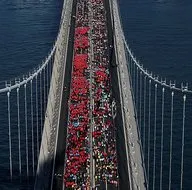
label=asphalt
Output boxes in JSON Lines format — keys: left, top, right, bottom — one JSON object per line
{"left": 104, "top": 0, "right": 130, "bottom": 189}
{"left": 52, "top": 0, "right": 130, "bottom": 189}
{"left": 52, "top": 0, "right": 77, "bottom": 189}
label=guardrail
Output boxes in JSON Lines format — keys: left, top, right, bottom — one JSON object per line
{"left": 34, "top": 0, "right": 74, "bottom": 189}
{"left": 111, "top": 0, "right": 147, "bottom": 189}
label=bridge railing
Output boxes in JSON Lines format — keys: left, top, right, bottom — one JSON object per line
{"left": 35, "top": 0, "right": 74, "bottom": 188}
{"left": 113, "top": 0, "right": 192, "bottom": 189}
{"left": 112, "top": 0, "right": 146, "bottom": 189}
{"left": 0, "top": 41, "right": 54, "bottom": 188}
{"left": 123, "top": 23, "right": 192, "bottom": 190}
{"left": 0, "top": 0, "right": 73, "bottom": 188}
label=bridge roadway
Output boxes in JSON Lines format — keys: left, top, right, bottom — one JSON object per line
{"left": 112, "top": 0, "right": 146, "bottom": 188}
{"left": 105, "top": 0, "right": 130, "bottom": 189}
{"left": 50, "top": 0, "right": 131, "bottom": 189}
{"left": 51, "top": 0, "right": 77, "bottom": 189}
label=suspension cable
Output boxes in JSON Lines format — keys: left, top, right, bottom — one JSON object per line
{"left": 47, "top": 61, "right": 49, "bottom": 99}
{"left": 133, "top": 60, "right": 136, "bottom": 99}
{"left": 160, "top": 87, "right": 165, "bottom": 190}
{"left": 153, "top": 84, "right": 157, "bottom": 190}
{"left": 123, "top": 39, "right": 192, "bottom": 94}
{"left": 0, "top": 46, "right": 56, "bottom": 94}
{"left": 44, "top": 68, "right": 46, "bottom": 114}
{"left": 24, "top": 83, "right": 29, "bottom": 178}
{"left": 168, "top": 91, "right": 174, "bottom": 190}
{"left": 143, "top": 76, "right": 147, "bottom": 157}
{"left": 30, "top": 80, "right": 35, "bottom": 176}
{"left": 147, "top": 79, "right": 151, "bottom": 184}
{"left": 136, "top": 67, "right": 139, "bottom": 112}
{"left": 180, "top": 94, "right": 186, "bottom": 190}
{"left": 16, "top": 87, "right": 21, "bottom": 177}
{"left": 129, "top": 53, "right": 132, "bottom": 80}
{"left": 139, "top": 71, "right": 142, "bottom": 134}
{"left": 7, "top": 91, "right": 12, "bottom": 180}
{"left": 40, "top": 72, "right": 43, "bottom": 137}
{"left": 49, "top": 55, "right": 52, "bottom": 81}
{"left": 36, "top": 75, "right": 39, "bottom": 158}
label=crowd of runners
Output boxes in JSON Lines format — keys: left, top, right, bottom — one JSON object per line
{"left": 90, "top": 0, "right": 118, "bottom": 188}
{"left": 64, "top": 0, "right": 118, "bottom": 189}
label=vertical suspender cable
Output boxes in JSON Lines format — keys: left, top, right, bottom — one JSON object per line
{"left": 160, "top": 87, "right": 165, "bottom": 190}
{"left": 129, "top": 54, "right": 132, "bottom": 77}
{"left": 49, "top": 56, "right": 51, "bottom": 80}
{"left": 153, "top": 84, "right": 157, "bottom": 190}
{"left": 136, "top": 67, "right": 139, "bottom": 112}
{"left": 180, "top": 94, "right": 186, "bottom": 190}
{"left": 30, "top": 80, "right": 35, "bottom": 176}
{"left": 133, "top": 61, "right": 136, "bottom": 98}
{"left": 129, "top": 54, "right": 133, "bottom": 84}
{"left": 143, "top": 76, "right": 146, "bottom": 157}
{"left": 40, "top": 72, "right": 43, "bottom": 137}
{"left": 7, "top": 91, "right": 12, "bottom": 180}
{"left": 139, "top": 71, "right": 142, "bottom": 135}
{"left": 17, "top": 87, "right": 21, "bottom": 177}
{"left": 24, "top": 83, "right": 29, "bottom": 178}
{"left": 147, "top": 79, "right": 151, "bottom": 185}
{"left": 49, "top": 56, "right": 52, "bottom": 80}
{"left": 43, "top": 68, "right": 46, "bottom": 115}
{"left": 130, "top": 56, "right": 133, "bottom": 79}
{"left": 36, "top": 75, "right": 39, "bottom": 158}
{"left": 168, "top": 91, "right": 174, "bottom": 190}
{"left": 47, "top": 62, "right": 49, "bottom": 99}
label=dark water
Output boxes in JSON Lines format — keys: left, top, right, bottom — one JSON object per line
{"left": 0, "top": 0, "right": 63, "bottom": 189}
{"left": 119, "top": 0, "right": 192, "bottom": 189}
{"left": 0, "top": 0, "right": 192, "bottom": 189}
{"left": 0, "top": 0, "right": 63, "bottom": 82}
{"left": 120, "top": 0, "right": 192, "bottom": 86}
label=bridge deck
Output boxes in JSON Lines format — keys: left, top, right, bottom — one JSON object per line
{"left": 52, "top": 0, "right": 130, "bottom": 189}
{"left": 51, "top": 0, "right": 77, "bottom": 188}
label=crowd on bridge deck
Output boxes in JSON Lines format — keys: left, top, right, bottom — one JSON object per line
{"left": 90, "top": 0, "right": 118, "bottom": 187}
{"left": 64, "top": 1, "right": 90, "bottom": 188}
{"left": 64, "top": 0, "right": 118, "bottom": 189}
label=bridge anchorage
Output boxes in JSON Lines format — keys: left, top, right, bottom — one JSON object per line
{"left": 0, "top": 0, "right": 191, "bottom": 189}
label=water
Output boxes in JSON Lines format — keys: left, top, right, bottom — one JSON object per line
{"left": 0, "top": 0, "right": 192, "bottom": 189}
{"left": 0, "top": 0, "right": 63, "bottom": 189}
{"left": 0, "top": 0, "right": 63, "bottom": 82}
{"left": 119, "top": 0, "right": 192, "bottom": 189}
{"left": 120, "top": 0, "right": 192, "bottom": 86}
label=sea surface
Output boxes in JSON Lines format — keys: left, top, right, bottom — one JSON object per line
{"left": 0, "top": 0, "right": 192, "bottom": 189}
{"left": 119, "top": 0, "right": 192, "bottom": 85}
{"left": 0, "top": 0, "right": 63, "bottom": 82}
{"left": 0, "top": 0, "right": 63, "bottom": 189}
{"left": 119, "top": 1, "right": 192, "bottom": 189}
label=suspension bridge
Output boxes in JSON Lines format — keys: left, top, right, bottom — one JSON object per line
{"left": 0, "top": 0, "right": 191, "bottom": 189}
